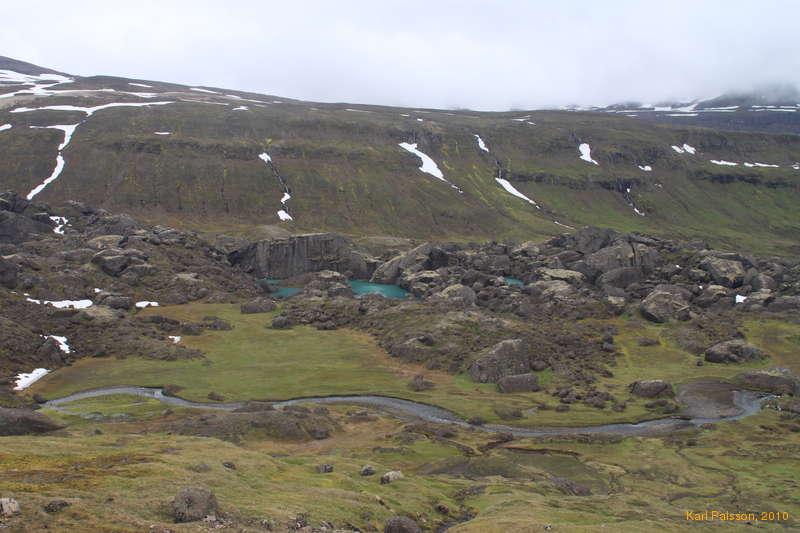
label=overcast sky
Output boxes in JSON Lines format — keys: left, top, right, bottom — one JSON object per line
{"left": 3, "top": 0, "right": 799, "bottom": 111}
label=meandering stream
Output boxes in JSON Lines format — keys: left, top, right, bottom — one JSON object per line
{"left": 44, "top": 387, "right": 771, "bottom": 437}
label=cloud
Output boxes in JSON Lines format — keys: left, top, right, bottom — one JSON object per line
{"left": 2, "top": 0, "right": 799, "bottom": 110}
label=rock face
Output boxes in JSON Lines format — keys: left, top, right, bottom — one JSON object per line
{"left": 629, "top": 380, "right": 674, "bottom": 398}
{"left": 0, "top": 407, "right": 63, "bottom": 436}
{"left": 640, "top": 285, "right": 691, "bottom": 323}
{"left": 171, "top": 488, "right": 218, "bottom": 523}
{"left": 700, "top": 257, "right": 746, "bottom": 288}
{"left": 240, "top": 298, "right": 277, "bottom": 314}
{"left": 0, "top": 256, "right": 18, "bottom": 288}
{"left": 705, "top": 340, "right": 766, "bottom": 364}
{"left": 496, "top": 372, "right": 540, "bottom": 393}
{"left": 384, "top": 515, "right": 421, "bottom": 533}
{"left": 469, "top": 339, "right": 531, "bottom": 383}
{"left": 371, "top": 243, "right": 433, "bottom": 284}
{"left": 734, "top": 368, "right": 800, "bottom": 395}
{"left": 229, "top": 233, "right": 377, "bottom": 279}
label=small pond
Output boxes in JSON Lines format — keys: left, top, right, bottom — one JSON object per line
{"left": 258, "top": 279, "right": 410, "bottom": 300}
{"left": 503, "top": 276, "right": 525, "bottom": 287}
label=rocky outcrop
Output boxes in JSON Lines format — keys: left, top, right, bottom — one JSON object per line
{"left": 700, "top": 256, "right": 746, "bottom": 288}
{"left": 229, "top": 233, "right": 377, "bottom": 280}
{"left": 497, "top": 372, "right": 540, "bottom": 393}
{"left": 0, "top": 407, "right": 63, "bottom": 436}
{"left": 705, "top": 340, "right": 766, "bottom": 364}
{"left": 429, "top": 284, "right": 476, "bottom": 306}
{"left": 172, "top": 488, "right": 218, "bottom": 523}
{"left": 0, "top": 257, "right": 18, "bottom": 288}
{"left": 734, "top": 368, "right": 800, "bottom": 395}
{"left": 240, "top": 298, "right": 277, "bottom": 314}
{"left": 629, "top": 380, "right": 674, "bottom": 398}
{"left": 640, "top": 285, "right": 691, "bottom": 323}
{"left": 469, "top": 339, "right": 531, "bottom": 383}
{"left": 384, "top": 515, "right": 421, "bottom": 533}
{"left": 371, "top": 243, "right": 433, "bottom": 284}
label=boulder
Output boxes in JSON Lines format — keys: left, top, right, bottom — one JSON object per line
{"left": 91, "top": 250, "right": 130, "bottom": 277}
{"left": 0, "top": 407, "right": 63, "bottom": 436}
{"left": 99, "top": 294, "right": 133, "bottom": 310}
{"left": 586, "top": 242, "right": 659, "bottom": 274}
{"left": 700, "top": 257, "right": 745, "bottom": 288}
{"left": 734, "top": 368, "right": 800, "bottom": 396}
{"left": 384, "top": 515, "right": 421, "bottom": 533}
{"left": 469, "top": 339, "right": 531, "bottom": 383}
{"left": 381, "top": 470, "right": 405, "bottom": 484}
{"left": 0, "top": 498, "right": 20, "bottom": 517}
{"left": 360, "top": 465, "right": 376, "bottom": 476}
{"left": 530, "top": 280, "right": 577, "bottom": 303}
{"left": 629, "top": 380, "right": 674, "bottom": 398}
{"left": 240, "top": 298, "right": 277, "bottom": 314}
{"left": 316, "top": 463, "right": 334, "bottom": 474}
{"left": 271, "top": 316, "right": 291, "bottom": 329}
{"left": 0, "top": 256, "right": 18, "bottom": 288}
{"left": 536, "top": 268, "right": 586, "bottom": 285}
{"left": 430, "top": 284, "right": 476, "bottom": 306}
{"left": 171, "top": 488, "right": 218, "bottom": 523}
{"left": 596, "top": 267, "right": 643, "bottom": 289}
{"left": 0, "top": 210, "right": 52, "bottom": 243}
{"left": 640, "top": 284, "right": 691, "bottom": 323}
{"left": 705, "top": 340, "right": 766, "bottom": 364}
{"left": 87, "top": 235, "right": 124, "bottom": 250}
{"left": 496, "top": 373, "right": 540, "bottom": 393}
{"left": 371, "top": 243, "right": 432, "bottom": 284}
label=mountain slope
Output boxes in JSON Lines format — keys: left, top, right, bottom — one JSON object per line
{"left": 1, "top": 57, "right": 799, "bottom": 254}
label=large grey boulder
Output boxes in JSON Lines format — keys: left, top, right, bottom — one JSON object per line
{"left": 640, "top": 284, "right": 691, "bottom": 323}
{"left": 240, "top": 298, "right": 277, "bottom": 314}
{"left": 171, "top": 488, "right": 218, "bottom": 523}
{"left": 0, "top": 407, "right": 63, "bottom": 436}
{"left": 229, "top": 233, "right": 377, "bottom": 280}
{"left": 536, "top": 268, "right": 585, "bottom": 285}
{"left": 469, "top": 339, "right": 531, "bottom": 383}
{"left": 384, "top": 515, "right": 421, "bottom": 533}
{"left": 705, "top": 340, "right": 766, "bottom": 364}
{"left": 700, "top": 257, "right": 745, "bottom": 288}
{"left": 596, "top": 267, "right": 643, "bottom": 289}
{"left": 586, "top": 241, "right": 660, "bottom": 274}
{"left": 371, "top": 243, "right": 432, "bottom": 284}
{"left": 0, "top": 210, "right": 52, "bottom": 244}
{"left": 497, "top": 373, "right": 540, "bottom": 393}
{"left": 734, "top": 368, "right": 800, "bottom": 396}
{"left": 629, "top": 380, "right": 674, "bottom": 398}
{"left": 430, "top": 284, "right": 476, "bottom": 306}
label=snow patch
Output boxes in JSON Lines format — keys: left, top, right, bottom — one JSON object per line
{"left": 0, "top": 124, "right": 11, "bottom": 132}
{"left": 735, "top": 294, "right": 747, "bottom": 304}
{"left": 27, "top": 155, "right": 65, "bottom": 200}
{"left": 345, "top": 108, "right": 370, "bottom": 113}
{"left": 135, "top": 301, "right": 159, "bottom": 308}
{"left": 232, "top": 106, "right": 249, "bottom": 111}
{"left": 578, "top": 143, "right": 598, "bottom": 165}
{"left": 277, "top": 210, "right": 293, "bottom": 221}
{"left": 12, "top": 101, "right": 175, "bottom": 118}
{"left": 26, "top": 297, "right": 92, "bottom": 309}
{"left": 190, "top": 87, "right": 219, "bottom": 94}
{"left": 154, "top": 131, "right": 171, "bottom": 135}
{"left": 682, "top": 144, "right": 696, "bottom": 155}
{"left": 13, "top": 368, "right": 49, "bottom": 391}
{"left": 31, "top": 124, "right": 79, "bottom": 151}
{"left": 281, "top": 192, "right": 291, "bottom": 203}
{"left": 474, "top": 134, "right": 489, "bottom": 152}
{"left": 710, "top": 160, "right": 738, "bottom": 166}
{"left": 49, "top": 216, "right": 68, "bottom": 234}
{"left": 496, "top": 178, "right": 539, "bottom": 208}
{"left": 638, "top": 165, "right": 652, "bottom": 172}
{"left": 671, "top": 145, "right": 685, "bottom": 154}
{"left": 258, "top": 152, "right": 272, "bottom": 164}
{"left": 667, "top": 113, "right": 698, "bottom": 117}
{"left": 44, "top": 335, "right": 71, "bottom": 353}
{"left": 168, "top": 336, "right": 181, "bottom": 344}
{"left": 129, "top": 82, "right": 153, "bottom": 88}
{"left": 398, "top": 143, "right": 461, "bottom": 192}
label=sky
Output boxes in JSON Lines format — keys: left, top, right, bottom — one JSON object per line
{"left": 2, "top": 0, "right": 799, "bottom": 111}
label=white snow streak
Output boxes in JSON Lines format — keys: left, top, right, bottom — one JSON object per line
{"left": 26, "top": 297, "right": 93, "bottom": 309}
{"left": 31, "top": 124, "right": 79, "bottom": 150}
{"left": 44, "top": 335, "right": 71, "bottom": 353}
{"left": 13, "top": 368, "right": 49, "bottom": 390}
{"left": 710, "top": 160, "right": 738, "bottom": 166}
{"left": 135, "top": 301, "right": 160, "bottom": 308}
{"left": 12, "top": 101, "right": 175, "bottom": 118}
{"left": 27, "top": 155, "right": 65, "bottom": 200}
{"left": 154, "top": 131, "right": 172, "bottom": 135}
{"left": 277, "top": 210, "right": 293, "bottom": 221}
{"left": 671, "top": 145, "right": 685, "bottom": 154}
{"left": 0, "top": 124, "right": 11, "bottom": 132}
{"left": 496, "top": 178, "right": 539, "bottom": 208}
{"left": 682, "top": 144, "right": 696, "bottom": 155}
{"left": 232, "top": 106, "right": 249, "bottom": 111}
{"left": 169, "top": 336, "right": 181, "bottom": 344}
{"left": 258, "top": 152, "right": 272, "bottom": 163}
{"left": 281, "top": 192, "right": 291, "bottom": 203}
{"left": 129, "top": 82, "right": 153, "bottom": 88}
{"left": 190, "top": 87, "right": 219, "bottom": 94}
{"left": 735, "top": 294, "right": 747, "bottom": 304}
{"left": 578, "top": 143, "right": 598, "bottom": 165}
{"left": 474, "top": 134, "right": 489, "bottom": 152}
{"left": 638, "top": 165, "right": 652, "bottom": 172}
{"left": 744, "top": 162, "right": 779, "bottom": 168}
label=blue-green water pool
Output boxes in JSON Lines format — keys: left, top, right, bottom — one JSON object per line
{"left": 259, "top": 279, "right": 410, "bottom": 299}
{"left": 504, "top": 276, "right": 525, "bottom": 287}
